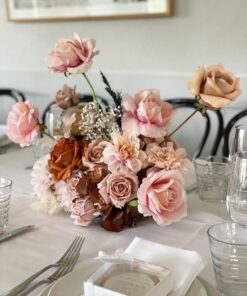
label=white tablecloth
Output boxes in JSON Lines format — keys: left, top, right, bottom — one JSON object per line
{"left": 0, "top": 147, "right": 228, "bottom": 295}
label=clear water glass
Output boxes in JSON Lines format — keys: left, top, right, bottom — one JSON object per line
{"left": 0, "top": 177, "right": 12, "bottom": 233}
{"left": 208, "top": 222, "right": 247, "bottom": 296}
{"left": 194, "top": 156, "right": 229, "bottom": 201}
{"left": 229, "top": 124, "right": 247, "bottom": 160}
{"left": 227, "top": 151, "right": 247, "bottom": 226}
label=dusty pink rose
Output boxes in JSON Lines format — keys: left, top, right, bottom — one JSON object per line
{"left": 137, "top": 169, "right": 187, "bottom": 226}
{"left": 55, "top": 84, "right": 80, "bottom": 109}
{"left": 7, "top": 101, "right": 39, "bottom": 147}
{"left": 188, "top": 64, "right": 241, "bottom": 110}
{"left": 47, "top": 33, "right": 99, "bottom": 74}
{"left": 70, "top": 197, "right": 98, "bottom": 226}
{"left": 83, "top": 139, "right": 108, "bottom": 170}
{"left": 122, "top": 89, "right": 174, "bottom": 138}
{"left": 98, "top": 171, "right": 138, "bottom": 208}
{"left": 103, "top": 132, "right": 146, "bottom": 173}
{"left": 146, "top": 142, "right": 191, "bottom": 172}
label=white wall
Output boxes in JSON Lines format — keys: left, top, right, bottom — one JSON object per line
{"left": 0, "top": 0, "right": 247, "bottom": 157}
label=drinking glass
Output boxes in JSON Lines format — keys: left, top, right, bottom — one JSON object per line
{"left": 208, "top": 222, "right": 247, "bottom": 296}
{"left": 0, "top": 177, "right": 12, "bottom": 233}
{"left": 194, "top": 156, "right": 229, "bottom": 201}
{"left": 227, "top": 151, "right": 247, "bottom": 227}
{"left": 229, "top": 124, "right": 247, "bottom": 160}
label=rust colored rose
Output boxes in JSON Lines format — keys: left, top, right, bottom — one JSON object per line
{"left": 49, "top": 138, "right": 85, "bottom": 181}
{"left": 55, "top": 84, "right": 80, "bottom": 109}
{"left": 188, "top": 64, "right": 241, "bottom": 110}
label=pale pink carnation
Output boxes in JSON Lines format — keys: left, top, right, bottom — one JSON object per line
{"left": 47, "top": 33, "right": 99, "bottom": 74}
{"left": 71, "top": 197, "right": 98, "bottom": 226}
{"left": 122, "top": 89, "right": 173, "bottom": 138}
{"left": 54, "top": 181, "right": 73, "bottom": 212}
{"left": 146, "top": 142, "right": 191, "bottom": 172}
{"left": 7, "top": 101, "right": 39, "bottom": 147}
{"left": 137, "top": 169, "right": 187, "bottom": 226}
{"left": 103, "top": 132, "right": 146, "bottom": 173}
{"left": 98, "top": 171, "right": 138, "bottom": 208}
{"left": 31, "top": 154, "right": 53, "bottom": 196}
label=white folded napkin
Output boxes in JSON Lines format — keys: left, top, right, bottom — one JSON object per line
{"left": 124, "top": 237, "right": 205, "bottom": 296}
{"left": 0, "top": 124, "right": 10, "bottom": 146}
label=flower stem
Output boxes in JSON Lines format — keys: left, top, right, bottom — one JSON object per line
{"left": 82, "top": 73, "right": 99, "bottom": 111}
{"left": 163, "top": 108, "right": 200, "bottom": 144}
{"left": 43, "top": 131, "right": 55, "bottom": 141}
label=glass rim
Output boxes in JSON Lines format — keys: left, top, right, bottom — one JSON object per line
{"left": 207, "top": 222, "right": 247, "bottom": 246}
{"left": 194, "top": 155, "right": 229, "bottom": 165}
{"left": 0, "top": 177, "right": 12, "bottom": 189}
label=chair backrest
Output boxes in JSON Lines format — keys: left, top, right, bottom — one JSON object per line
{"left": 223, "top": 109, "right": 247, "bottom": 157}
{"left": 0, "top": 88, "right": 26, "bottom": 124}
{"left": 41, "top": 94, "right": 109, "bottom": 124}
{"left": 166, "top": 98, "right": 224, "bottom": 159}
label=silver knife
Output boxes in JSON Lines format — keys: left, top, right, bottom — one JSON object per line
{"left": 0, "top": 225, "right": 35, "bottom": 243}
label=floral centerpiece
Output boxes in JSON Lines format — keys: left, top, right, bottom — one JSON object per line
{"left": 6, "top": 33, "right": 241, "bottom": 232}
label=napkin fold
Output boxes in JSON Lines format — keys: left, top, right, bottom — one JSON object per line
{"left": 124, "top": 237, "right": 205, "bottom": 296}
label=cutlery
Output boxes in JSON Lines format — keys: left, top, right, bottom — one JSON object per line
{"left": 2, "top": 236, "right": 84, "bottom": 296}
{"left": 0, "top": 225, "right": 35, "bottom": 243}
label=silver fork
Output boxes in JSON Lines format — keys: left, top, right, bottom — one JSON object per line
{"left": 18, "top": 246, "right": 81, "bottom": 296}
{"left": 2, "top": 236, "right": 84, "bottom": 296}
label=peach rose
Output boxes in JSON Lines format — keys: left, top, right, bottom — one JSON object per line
{"left": 48, "top": 138, "right": 85, "bottom": 181}
{"left": 98, "top": 171, "right": 138, "bottom": 209}
{"left": 122, "top": 89, "right": 174, "bottom": 138}
{"left": 71, "top": 197, "right": 98, "bottom": 226}
{"left": 188, "top": 64, "right": 241, "bottom": 110}
{"left": 6, "top": 101, "right": 39, "bottom": 147}
{"left": 83, "top": 139, "right": 108, "bottom": 170}
{"left": 137, "top": 169, "right": 187, "bottom": 226}
{"left": 55, "top": 84, "right": 80, "bottom": 109}
{"left": 47, "top": 33, "right": 99, "bottom": 74}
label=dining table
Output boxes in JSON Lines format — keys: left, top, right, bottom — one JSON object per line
{"left": 0, "top": 146, "right": 228, "bottom": 296}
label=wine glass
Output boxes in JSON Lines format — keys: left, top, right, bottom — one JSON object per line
{"left": 227, "top": 151, "right": 247, "bottom": 227}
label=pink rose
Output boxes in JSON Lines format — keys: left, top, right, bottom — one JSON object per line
{"left": 188, "top": 64, "right": 241, "bottom": 110}
{"left": 71, "top": 197, "right": 98, "bottom": 226}
{"left": 98, "top": 171, "right": 138, "bottom": 208}
{"left": 55, "top": 84, "right": 80, "bottom": 109}
{"left": 137, "top": 169, "right": 187, "bottom": 226}
{"left": 122, "top": 89, "right": 173, "bottom": 138}
{"left": 6, "top": 101, "right": 39, "bottom": 147}
{"left": 83, "top": 139, "right": 108, "bottom": 170}
{"left": 47, "top": 33, "right": 99, "bottom": 74}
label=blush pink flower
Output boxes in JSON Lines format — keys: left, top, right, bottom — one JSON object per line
{"left": 70, "top": 197, "right": 98, "bottom": 226}
{"left": 122, "top": 89, "right": 174, "bottom": 138}
{"left": 47, "top": 33, "right": 99, "bottom": 74}
{"left": 103, "top": 132, "right": 146, "bottom": 173}
{"left": 6, "top": 101, "right": 39, "bottom": 147}
{"left": 54, "top": 180, "right": 73, "bottom": 212}
{"left": 31, "top": 154, "right": 53, "bottom": 196}
{"left": 98, "top": 171, "right": 138, "bottom": 209}
{"left": 146, "top": 142, "right": 191, "bottom": 173}
{"left": 137, "top": 169, "right": 187, "bottom": 226}
{"left": 83, "top": 139, "right": 108, "bottom": 170}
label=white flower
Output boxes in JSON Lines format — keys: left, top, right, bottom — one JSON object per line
{"left": 54, "top": 181, "right": 73, "bottom": 212}
{"left": 31, "top": 190, "right": 61, "bottom": 215}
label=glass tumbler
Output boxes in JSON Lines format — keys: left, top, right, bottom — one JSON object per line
{"left": 208, "top": 222, "right": 247, "bottom": 296}
{"left": 194, "top": 156, "right": 229, "bottom": 201}
{"left": 0, "top": 177, "right": 12, "bottom": 233}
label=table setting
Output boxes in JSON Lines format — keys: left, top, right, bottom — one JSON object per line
{"left": 0, "top": 33, "right": 247, "bottom": 296}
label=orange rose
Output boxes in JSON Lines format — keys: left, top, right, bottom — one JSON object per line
{"left": 49, "top": 138, "right": 86, "bottom": 181}
{"left": 188, "top": 64, "right": 241, "bottom": 110}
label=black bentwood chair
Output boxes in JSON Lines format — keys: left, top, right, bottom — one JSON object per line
{"left": 223, "top": 109, "right": 247, "bottom": 157}
{"left": 166, "top": 98, "right": 224, "bottom": 159}
{"left": 41, "top": 94, "right": 109, "bottom": 125}
{"left": 0, "top": 88, "right": 26, "bottom": 102}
